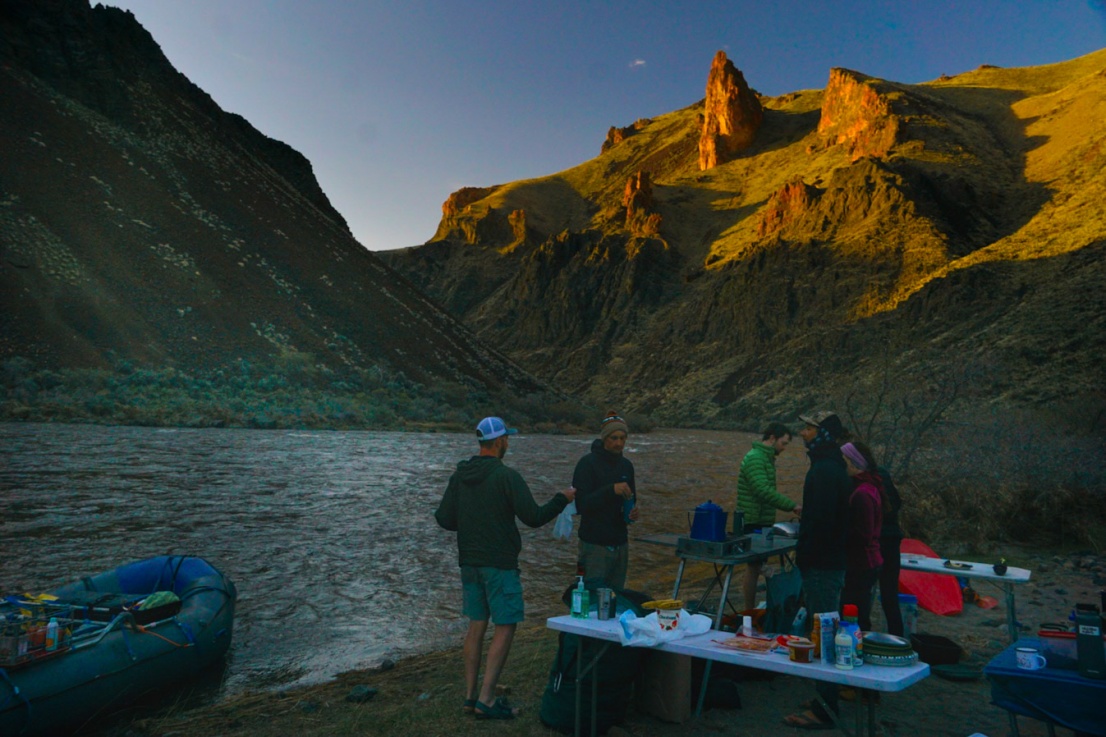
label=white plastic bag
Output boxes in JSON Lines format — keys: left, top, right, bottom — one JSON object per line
{"left": 616, "top": 609, "right": 712, "bottom": 647}
{"left": 552, "top": 501, "right": 576, "bottom": 540}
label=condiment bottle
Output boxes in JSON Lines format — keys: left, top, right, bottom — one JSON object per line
{"left": 834, "top": 622, "right": 854, "bottom": 670}
{"left": 842, "top": 604, "right": 863, "bottom": 667}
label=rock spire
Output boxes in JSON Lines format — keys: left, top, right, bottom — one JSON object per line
{"left": 698, "top": 51, "right": 763, "bottom": 170}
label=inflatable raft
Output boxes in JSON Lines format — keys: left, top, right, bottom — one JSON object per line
{"left": 0, "top": 556, "right": 236, "bottom": 736}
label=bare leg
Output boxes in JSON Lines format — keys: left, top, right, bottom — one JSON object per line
{"left": 463, "top": 620, "right": 488, "bottom": 703}
{"left": 477, "top": 623, "right": 517, "bottom": 706}
{"left": 743, "top": 561, "right": 763, "bottom": 612}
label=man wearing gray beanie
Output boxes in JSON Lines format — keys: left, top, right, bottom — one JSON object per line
{"left": 571, "top": 411, "right": 639, "bottom": 589}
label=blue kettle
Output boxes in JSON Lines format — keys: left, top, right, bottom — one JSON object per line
{"left": 689, "top": 500, "right": 728, "bottom": 542}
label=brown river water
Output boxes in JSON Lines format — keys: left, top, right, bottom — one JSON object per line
{"left": 0, "top": 422, "right": 810, "bottom": 696}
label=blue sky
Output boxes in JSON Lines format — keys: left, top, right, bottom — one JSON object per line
{"left": 111, "top": 1, "right": 1106, "bottom": 251}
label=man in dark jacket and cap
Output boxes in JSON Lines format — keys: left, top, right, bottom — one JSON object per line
{"left": 573, "top": 411, "right": 639, "bottom": 589}
{"left": 436, "top": 416, "right": 575, "bottom": 720}
{"left": 785, "top": 410, "right": 853, "bottom": 730}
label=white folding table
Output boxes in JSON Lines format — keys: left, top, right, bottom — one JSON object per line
{"left": 547, "top": 613, "right": 930, "bottom": 737}
{"left": 899, "top": 554, "right": 1031, "bottom": 643}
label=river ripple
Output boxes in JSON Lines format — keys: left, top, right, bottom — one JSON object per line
{"left": 0, "top": 423, "right": 808, "bottom": 694}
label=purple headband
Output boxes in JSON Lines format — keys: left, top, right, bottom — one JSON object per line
{"left": 840, "top": 442, "right": 868, "bottom": 471}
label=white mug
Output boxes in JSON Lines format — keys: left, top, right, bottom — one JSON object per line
{"left": 1015, "top": 646, "right": 1046, "bottom": 670}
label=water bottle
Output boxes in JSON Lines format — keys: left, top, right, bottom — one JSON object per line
{"left": 898, "top": 594, "right": 918, "bottom": 638}
{"left": 45, "top": 617, "right": 59, "bottom": 651}
{"left": 622, "top": 496, "right": 636, "bottom": 525}
{"left": 1075, "top": 603, "right": 1105, "bottom": 679}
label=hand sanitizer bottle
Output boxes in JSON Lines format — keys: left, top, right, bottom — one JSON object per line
{"left": 571, "top": 576, "right": 589, "bottom": 619}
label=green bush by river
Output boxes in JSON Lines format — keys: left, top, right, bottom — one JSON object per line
{"left": 0, "top": 355, "right": 590, "bottom": 432}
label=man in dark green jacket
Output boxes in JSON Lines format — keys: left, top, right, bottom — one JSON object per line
{"left": 736, "top": 422, "right": 800, "bottom": 610}
{"left": 435, "top": 416, "right": 575, "bottom": 720}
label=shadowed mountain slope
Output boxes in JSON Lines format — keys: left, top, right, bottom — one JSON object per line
{"left": 0, "top": 0, "right": 552, "bottom": 419}
{"left": 382, "top": 49, "right": 1106, "bottom": 427}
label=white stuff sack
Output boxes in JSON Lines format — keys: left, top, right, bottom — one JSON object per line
{"left": 552, "top": 501, "right": 576, "bottom": 540}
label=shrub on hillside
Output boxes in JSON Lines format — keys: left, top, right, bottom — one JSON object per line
{"left": 895, "top": 402, "right": 1106, "bottom": 550}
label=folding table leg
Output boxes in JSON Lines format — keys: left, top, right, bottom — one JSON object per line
{"left": 1003, "top": 582, "right": 1018, "bottom": 644}
{"left": 864, "top": 689, "right": 877, "bottom": 736}
{"left": 573, "top": 638, "right": 611, "bottom": 737}
{"left": 693, "top": 564, "right": 735, "bottom": 718}
{"left": 814, "top": 692, "right": 853, "bottom": 737}
{"left": 591, "top": 656, "right": 599, "bottom": 737}
{"left": 716, "top": 565, "right": 734, "bottom": 628}
{"left": 574, "top": 638, "right": 582, "bottom": 737}
{"left": 694, "top": 661, "right": 713, "bottom": 717}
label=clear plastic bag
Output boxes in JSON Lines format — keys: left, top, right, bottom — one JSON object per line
{"left": 552, "top": 501, "right": 576, "bottom": 540}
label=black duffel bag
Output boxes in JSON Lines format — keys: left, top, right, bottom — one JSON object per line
{"left": 539, "top": 586, "right": 650, "bottom": 736}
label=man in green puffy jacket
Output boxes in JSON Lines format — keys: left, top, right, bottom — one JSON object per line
{"left": 736, "top": 422, "right": 801, "bottom": 611}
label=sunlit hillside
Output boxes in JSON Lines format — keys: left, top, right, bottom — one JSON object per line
{"left": 383, "top": 48, "right": 1106, "bottom": 434}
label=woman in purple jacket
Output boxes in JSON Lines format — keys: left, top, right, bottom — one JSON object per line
{"left": 840, "top": 442, "right": 884, "bottom": 632}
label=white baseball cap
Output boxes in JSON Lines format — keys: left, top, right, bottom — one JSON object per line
{"left": 476, "top": 416, "right": 518, "bottom": 441}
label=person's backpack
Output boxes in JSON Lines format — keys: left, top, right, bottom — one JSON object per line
{"left": 763, "top": 561, "right": 803, "bottom": 634}
{"left": 539, "top": 586, "right": 649, "bottom": 736}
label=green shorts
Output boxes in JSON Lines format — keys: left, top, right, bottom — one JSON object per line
{"left": 461, "top": 566, "right": 524, "bottom": 625}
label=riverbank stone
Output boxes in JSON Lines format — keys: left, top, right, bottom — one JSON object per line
{"left": 346, "top": 685, "right": 378, "bottom": 703}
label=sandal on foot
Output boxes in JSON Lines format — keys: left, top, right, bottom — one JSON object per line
{"left": 474, "top": 698, "right": 519, "bottom": 720}
{"left": 784, "top": 710, "right": 835, "bottom": 731}
{"left": 462, "top": 698, "right": 477, "bottom": 714}
{"left": 798, "top": 698, "right": 836, "bottom": 712}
